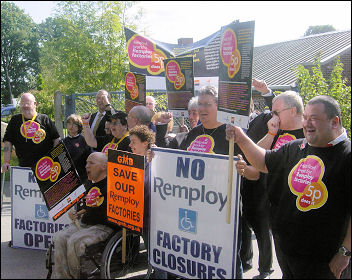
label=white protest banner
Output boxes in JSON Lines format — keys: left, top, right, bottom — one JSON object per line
{"left": 11, "top": 167, "right": 71, "bottom": 250}
{"left": 149, "top": 148, "right": 241, "bottom": 279}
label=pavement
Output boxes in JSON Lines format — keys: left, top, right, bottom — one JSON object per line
{"left": 1, "top": 180, "right": 282, "bottom": 279}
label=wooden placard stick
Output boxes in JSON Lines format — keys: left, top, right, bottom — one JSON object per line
{"left": 122, "top": 228, "right": 126, "bottom": 264}
{"left": 70, "top": 208, "right": 82, "bottom": 230}
{"left": 74, "top": 220, "right": 81, "bottom": 230}
{"left": 226, "top": 137, "right": 234, "bottom": 224}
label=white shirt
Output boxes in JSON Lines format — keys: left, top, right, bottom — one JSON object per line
{"left": 90, "top": 111, "right": 107, "bottom": 130}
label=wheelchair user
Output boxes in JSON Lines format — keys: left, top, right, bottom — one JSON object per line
{"left": 52, "top": 152, "right": 115, "bottom": 279}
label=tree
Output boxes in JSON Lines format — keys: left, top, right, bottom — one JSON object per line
{"left": 304, "top": 25, "right": 336, "bottom": 37}
{"left": 1, "top": 1, "right": 40, "bottom": 104}
{"left": 38, "top": 1, "right": 142, "bottom": 95}
{"left": 294, "top": 54, "right": 351, "bottom": 138}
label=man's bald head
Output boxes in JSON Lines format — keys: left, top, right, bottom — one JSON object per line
{"left": 127, "top": 106, "right": 152, "bottom": 129}
{"left": 86, "top": 152, "right": 108, "bottom": 182}
{"left": 20, "top": 92, "right": 37, "bottom": 118}
{"left": 20, "top": 92, "right": 36, "bottom": 103}
{"left": 89, "top": 152, "right": 108, "bottom": 164}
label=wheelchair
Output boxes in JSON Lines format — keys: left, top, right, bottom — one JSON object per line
{"left": 46, "top": 228, "right": 152, "bottom": 279}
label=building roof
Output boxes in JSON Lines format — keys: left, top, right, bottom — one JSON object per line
{"left": 253, "top": 30, "right": 351, "bottom": 89}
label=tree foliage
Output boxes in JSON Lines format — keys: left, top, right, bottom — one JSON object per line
{"left": 1, "top": 1, "right": 40, "bottom": 104}
{"left": 38, "top": 1, "right": 141, "bottom": 95}
{"left": 304, "top": 25, "right": 336, "bottom": 37}
{"left": 294, "top": 54, "right": 351, "bottom": 138}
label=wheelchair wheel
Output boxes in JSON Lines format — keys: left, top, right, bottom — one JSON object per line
{"left": 100, "top": 230, "right": 140, "bottom": 279}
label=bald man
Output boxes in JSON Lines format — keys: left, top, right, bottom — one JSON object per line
{"left": 127, "top": 105, "right": 173, "bottom": 147}
{"left": 53, "top": 152, "right": 114, "bottom": 279}
{"left": 2, "top": 92, "right": 61, "bottom": 172}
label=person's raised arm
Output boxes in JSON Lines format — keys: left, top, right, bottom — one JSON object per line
{"left": 226, "top": 124, "right": 268, "bottom": 173}
{"left": 81, "top": 113, "right": 98, "bottom": 148}
{"left": 155, "top": 112, "right": 173, "bottom": 148}
{"left": 252, "top": 78, "right": 275, "bottom": 110}
{"left": 257, "top": 114, "right": 280, "bottom": 149}
{"left": 252, "top": 78, "right": 270, "bottom": 95}
{"left": 1, "top": 141, "right": 13, "bottom": 173}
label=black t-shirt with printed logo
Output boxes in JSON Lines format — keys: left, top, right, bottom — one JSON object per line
{"left": 96, "top": 134, "right": 131, "bottom": 154}
{"left": 269, "top": 128, "right": 305, "bottom": 151}
{"left": 265, "top": 139, "right": 351, "bottom": 261}
{"left": 267, "top": 128, "right": 305, "bottom": 212}
{"left": 3, "top": 113, "right": 60, "bottom": 167}
{"left": 180, "top": 123, "right": 242, "bottom": 218}
{"left": 180, "top": 124, "right": 241, "bottom": 155}
{"left": 78, "top": 177, "right": 113, "bottom": 227}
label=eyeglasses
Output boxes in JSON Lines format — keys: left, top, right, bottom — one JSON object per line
{"left": 271, "top": 108, "right": 291, "bottom": 117}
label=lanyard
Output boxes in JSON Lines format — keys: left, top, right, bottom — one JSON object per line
{"left": 22, "top": 113, "right": 37, "bottom": 140}
{"left": 108, "top": 131, "right": 129, "bottom": 150}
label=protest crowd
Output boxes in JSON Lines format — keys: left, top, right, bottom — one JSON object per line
{"left": 2, "top": 76, "right": 350, "bottom": 280}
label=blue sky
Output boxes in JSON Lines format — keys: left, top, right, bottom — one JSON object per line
{"left": 13, "top": 1, "right": 351, "bottom": 47}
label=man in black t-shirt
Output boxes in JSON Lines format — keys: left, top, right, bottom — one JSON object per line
{"left": 257, "top": 91, "right": 305, "bottom": 236}
{"left": 226, "top": 95, "right": 351, "bottom": 279}
{"left": 239, "top": 79, "right": 276, "bottom": 278}
{"left": 53, "top": 152, "right": 115, "bottom": 279}
{"left": 2, "top": 92, "right": 61, "bottom": 172}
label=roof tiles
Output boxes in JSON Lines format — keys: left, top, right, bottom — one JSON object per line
{"left": 253, "top": 30, "right": 351, "bottom": 87}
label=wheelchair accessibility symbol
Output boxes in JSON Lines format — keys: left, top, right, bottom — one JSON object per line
{"left": 178, "top": 208, "right": 197, "bottom": 234}
{"left": 35, "top": 204, "right": 49, "bottom": 220}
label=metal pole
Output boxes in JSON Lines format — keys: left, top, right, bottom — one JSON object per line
{"left": 1, "top": 171, "right": 6, "bottom": 210}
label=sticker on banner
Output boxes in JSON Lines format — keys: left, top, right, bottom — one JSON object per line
{"left": 178, "top": 208, "right": 197, "bottom": 233}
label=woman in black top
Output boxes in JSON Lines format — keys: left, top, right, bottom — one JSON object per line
{"left": 63, "top": 114, "right": 92, "bottom": 186}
